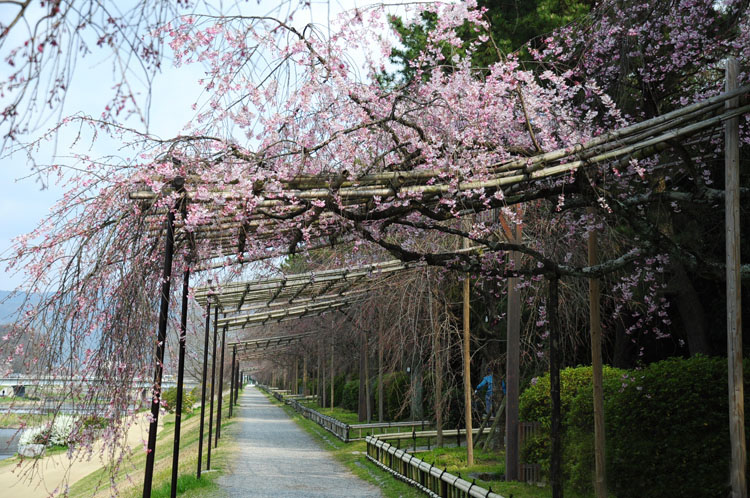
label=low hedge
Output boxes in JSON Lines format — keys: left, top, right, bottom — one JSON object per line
{"left": 605, "top": 355, "right": 750, "bottom": 498}
{"left": 520, "top": 356, "right": 750, "bottom": 497}
{"left": 519, "top": 364, "right": 624, "bottom": 482}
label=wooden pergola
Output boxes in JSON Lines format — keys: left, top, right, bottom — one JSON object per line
{"left": 132, "top": 70, "right": 748, "bottom": 498}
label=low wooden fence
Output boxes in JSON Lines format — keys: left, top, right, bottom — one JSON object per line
{"left": 366, "top": 435, "right": 504, "bottom": 498}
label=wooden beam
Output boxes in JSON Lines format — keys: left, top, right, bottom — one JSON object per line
{"left": 725, "top": 56, "right": 747, "bottom": 498}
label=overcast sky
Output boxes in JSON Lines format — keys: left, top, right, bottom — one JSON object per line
{"left": 0, "top": 0, "right": 407, "bottom": 291}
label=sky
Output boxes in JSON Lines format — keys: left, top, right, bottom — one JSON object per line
{"left": 0, "top": 0, "right": 407, "bottom": 291}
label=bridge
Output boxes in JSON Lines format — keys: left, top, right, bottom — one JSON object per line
{"left": 0, "top": 374, "right": 200, "bottom": 397}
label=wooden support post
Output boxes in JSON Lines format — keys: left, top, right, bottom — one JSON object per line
{"left": 216, "top": 325, "right": 226, "bottom": 444}
{"left": 143, "top": 181, "right": 179, "bottom": 498}
{"left": 170, "top": 267, "right": 190, "bottom": 498}
{"left": 197, "top": 301, "right": 211, "bottom": 479}
{"left": 588, "top": 209, "right": 607, "bottom": 498}
{"left": 432, "top": 290, "right": 444, "bottom": 448}
{"left": 725, "top": 56, "right": 747, "bottom": 498}
{"left": 549, "top": 276, "right": 562, "bottom": 498}
{"left": 294, "top": 357, "right": 299, "bottom": 395}
{"left": 365, "top": 335, "right": 372, "bottom": 422}
{"left": 318, "top": 342, "right": 324, "bottom": 405}
{"left": 462, "top": 220, "right": 474, "bottom": 466}
{"left": 378, "top": 326, "right": 384, "bottom": 422}
{"left": 303, "top": 355, "right": 308, "bottom": 396}
{"left": 330, "top": 340, "right": 335, "bottom": 411}
{"left": 358, "top": 333, "right": 366, "bottom": 422}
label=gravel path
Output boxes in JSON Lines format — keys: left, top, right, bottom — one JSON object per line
{"left": 214, "top": 386, "right": 381, "bottom": 497}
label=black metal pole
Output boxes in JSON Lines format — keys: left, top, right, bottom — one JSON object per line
{"left": 216, "top": 325, "right": 227, "bottom": 444}
{"left": 549, "top": 276, "right": 562, "bottom": 498}
{"left": 207, "top": 308, "right": 218, "bottom": 469}
{"left": 170, "top": 267, "right": 190, "bottom": 498}
{"left": 235, "top": 360, "right": 240, "bottom": 405}
{"left": 229, "top": 346, "right": 236, "bottom": 418}
{"left": 197, "top": 301, "right": 210, "bottom": 479}
{"left": 143, "top": 188, "right": 178, "bottom": 498}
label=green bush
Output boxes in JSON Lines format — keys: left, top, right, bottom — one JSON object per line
{"left": 341, "top": 380, "right": 359, "bottom": 412}
{"left": 519, "top": 364, "right": 625, "bottom": 478}
{"left": 565, "top": 368, "right": 624, "bottom": 493}
{"left": 162, "top": 387, "right": 195, "bottom": 414}
{"left": 605, "top": 355, "right": 750, "bottom": 498}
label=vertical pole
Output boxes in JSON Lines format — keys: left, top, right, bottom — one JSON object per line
{"left": 462, "top": 220, "right": 474, "bottom": 466}
{"left": 364, "top": 336, "right": 371, "bottom": 423}
{"left": 378, "top": 326, "right": 384, "bottom": 422}
{"left": 549, "top": 276, "right": 562, "bottom": 498}
{"left": 431, "top": 290, "right": 444, "bottom": 447}
{"left": 303, "top": 355, "right": 308, "bottom": 396}
{"left": 235, "top": 361, "right": 240, "bottom": 403}
{"left": 216, "top": 325, "right": 226, "bottom": 445}
{"left": 330, "top": 340, "right": 335, "bottom": 411}
{"left": 358, "top": 333, "right": 366, "bottom": 422}
{"left": 197, "top": 301, "right": 211, "bottom": 479}
{"left": 229, "top": 345, "right": 236, "bottom": 418}
{"left": 506, "top": 217, "right": 522, "bottom": 481}
{"left": 207, "top": 308, "right": 218, "bottom": 469}
{"left": 143, "top": 182, "right": 179, "bottom": 498}
{"left": 294, "top": 357, "right": 299, "bottom": 396}
{"left": 588, "top": 209, "right": 607, "bottom": 498}
{"left": 725, "top": 56, "right": 747, "bottom": 498}
{"left": 170, "top": 267, "right": 190, "bottom": 498}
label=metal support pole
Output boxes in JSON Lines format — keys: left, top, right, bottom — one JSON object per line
{"left": 143, "top": 180, "right": 179, "bottom": 498}
{"left": 170, "top": 267, "right": 190, "bottom": 498}
{"left": 229, "top": 346, "right": 236, "bottom": 418}
{"left": 549, "top": 276, "right": 562, "bottom": 498}
{"left": 235, "top": 360, "right": 240, "bottom": 404}
{"left": 197, "top": 301, "right": 210, "bottom": 479}
{"left": 207, "top": 308, "right": 218, "bottom": 469}
{"left": 216, "top": 325, "right": 227, "bottom": 444}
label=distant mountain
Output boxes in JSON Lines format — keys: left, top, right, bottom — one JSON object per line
{"left": 0, "top": 290, "right": 43, "bottom": 324}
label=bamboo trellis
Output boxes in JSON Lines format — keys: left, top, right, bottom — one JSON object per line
{"left": 132, "top": 80, "right": 750, "bottom": 498}
{"left": 130, "top": 83, "right": 750, "bottom": 266}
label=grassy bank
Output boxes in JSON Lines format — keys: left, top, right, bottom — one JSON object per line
{"left": 67, "top": 390, "right": 239, "bottom": 497}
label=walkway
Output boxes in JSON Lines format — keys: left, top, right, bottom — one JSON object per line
{"left": 215, "top": 386, "right": 381, "bottom": 497}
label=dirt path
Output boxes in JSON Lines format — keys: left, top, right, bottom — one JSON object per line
{"left": 0, "top": 416, "right": 153, "bottom": 497}
{"left": 213, "top": 386, "right": 381, "bottom": 497}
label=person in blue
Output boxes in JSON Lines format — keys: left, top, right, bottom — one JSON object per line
{"left": 475, "top": 368, "right": 505, "bottom": 417}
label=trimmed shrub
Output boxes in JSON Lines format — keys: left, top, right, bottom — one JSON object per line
{"left": 519, "top": 364, "right": 625, "bottom": 477}
{"left": 341, "top": 380, "right": 359, "bottom": 412}
{"left": 565, "top": 369, "right": 624, "bottom": 493}
{"left": 605, "top": 355, "right": 750, "bottom": 498}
